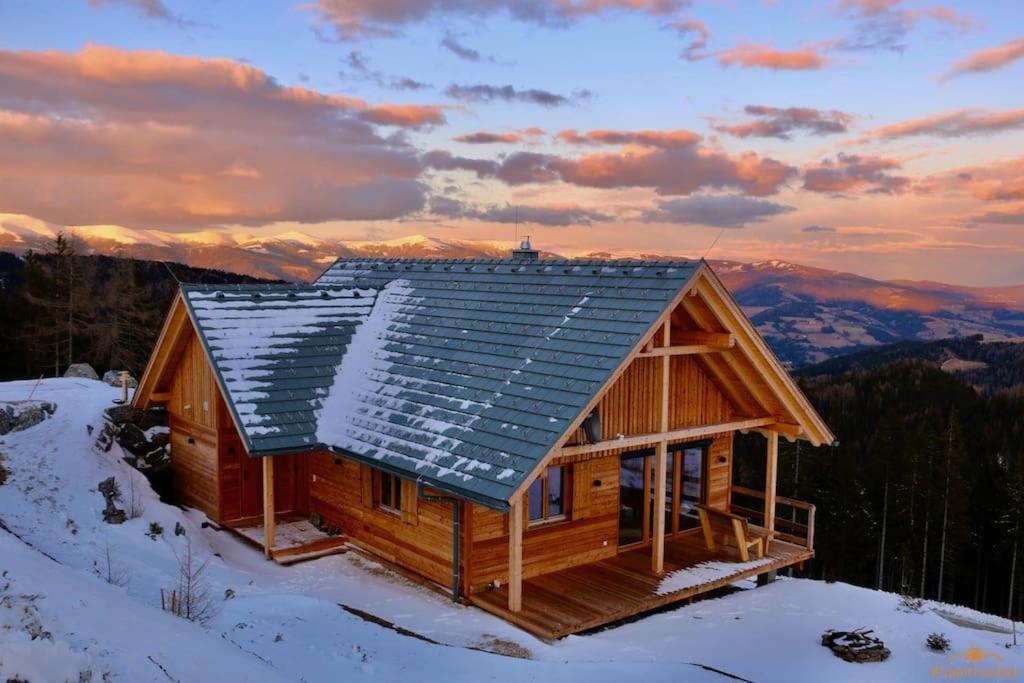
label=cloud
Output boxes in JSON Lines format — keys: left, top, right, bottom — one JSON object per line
{"left": 88, "top": 0, "right": 191, "bottom": 26}
{"left": 438, "top": 33, "right": 505, "bottom": 64}
{"left": 944, "top": 38, "right": 1024, "bottom": 79}
{"left": 0, "top": 45, "right": 438, "bottom": 228}
{"left": 970, "top": 206, "right": 1024, "bottom": 225}
{"left": 802, "top": 224, "right": 836, "bottom": 233}
{"left": 555, "top": 128, "right": 701, "bottom": 147}
{"left": 454, "top": 131, "right": 524, "bottom": 144}
{"left": 307, "top": 0, "right": 688, "bottom": 40}
{"left": 425, "top": 143, "right": 797, "bottom": 197}
{"left": 803, "top": 153, "right": 910, "bottom": 195}
{"left": 860, "top": 109, "right": 1024, "bottom": 141}
{"left": 341, "top": 50, "right": 432, "bottom": 91}
{"left": 666, "top": 19, "right": 709, "bottom": 60}
{"left": 921, "top": 156, "right": 1024, "bottom": 201}
{"left": 641, "top": 194, "right": 794, "bottom": 227}
{"left": 429, "top": 196, "right": 613, "bottom": 226}
{"left": 714, "top": 105, "right": 853, "bottom": 139}
{"left": 836, "top": 0, "right": 975, "bottom": 53}
{"left": 714, "top": 42, "right": 829, "bottom": 70}
{"left": 444, "top": 83, "right": 590, "bottom": 107}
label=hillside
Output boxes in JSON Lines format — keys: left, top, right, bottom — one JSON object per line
{"left": 799, "top": 334, "right": 1024, "bottom": 393}
{"left": 1, "top": 377, "right": 1021, "bottom": 682}
{"left": 4, "top": 217, "right": 1024, "bottom": 367}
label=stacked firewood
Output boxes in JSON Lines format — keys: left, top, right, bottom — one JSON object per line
{"left": 821, "top": 629, "right": 891, "bottom": 663}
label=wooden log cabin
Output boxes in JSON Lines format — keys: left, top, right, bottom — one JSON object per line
{"left": 133, "top": 250, "right": 834, "bottom": 640}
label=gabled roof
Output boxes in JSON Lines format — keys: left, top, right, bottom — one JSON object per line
{"left": 136, "top": 257, "right": 833, "bottom": 511}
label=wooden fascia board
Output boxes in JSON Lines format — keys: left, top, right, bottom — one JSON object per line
{"left": 697, "top": 269, "right": 835, "bottom": 446}
{"left": 558, "top": 417, "right": 778, "bottom": 458}
{"left": 507, "top": 264, "right": 708, "bottom": 503}
{"left": 132, "top": 291, "right": 188, "bottom": 410}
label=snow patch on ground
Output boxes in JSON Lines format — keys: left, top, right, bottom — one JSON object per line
{"left": 1, "top": 378, "right": 1023, "bottom": 682}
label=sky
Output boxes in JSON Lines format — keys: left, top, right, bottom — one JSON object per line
{"left": 1, "top": 1, "right": 1023, "bottom": 285}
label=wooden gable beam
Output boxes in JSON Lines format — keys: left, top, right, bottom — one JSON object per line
{"left": 677, "top": 296, "right": 767, "bottom": 418}
{"left": 695, "top": 272, "right": 832, "bottom": 446}
{"left": 637, "top": 344, "right": 728, "bottom": 358}
{"left": 558, "top": 416, "right": 779, "bottom": 458}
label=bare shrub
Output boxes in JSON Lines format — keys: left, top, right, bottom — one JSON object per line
{"left": 160, "top": 539, "right": 215, "bottom": 625}
{"left": 898, "top": 594, "right": 925, "bottom": 613}
{"left": 94, "top": 541, "right": 128, "bottom": 587}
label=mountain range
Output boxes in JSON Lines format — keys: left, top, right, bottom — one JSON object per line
{"left": 3, "top": 214, "right": 1023, "bottom": 367}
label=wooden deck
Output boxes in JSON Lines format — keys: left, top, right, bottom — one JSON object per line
{"left": 227, "top": 516, "right": 348, "bottom": 565}
{"left": 470, "top": 532, "right": 812, "bottom": 640}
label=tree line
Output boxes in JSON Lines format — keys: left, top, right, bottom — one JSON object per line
{"left": 0, "top": 234, "right": 270, "bottom": 381}
{"left": 736, "top": 357, "right": 1024, "bottom": 620}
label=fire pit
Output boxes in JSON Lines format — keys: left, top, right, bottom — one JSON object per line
{"left": 821, "top": 629, "right": 891, "bottom": 663}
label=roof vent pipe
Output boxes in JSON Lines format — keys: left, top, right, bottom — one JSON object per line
{"left": 511, "top": 236, "right": 539, "bottom": 261}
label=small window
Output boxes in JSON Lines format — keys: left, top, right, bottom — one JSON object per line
{"left": 527, "top": 465, "right": 570, "bottom": 526}
{"left": 377, "top": 471, "right": 402, "bottom": 515}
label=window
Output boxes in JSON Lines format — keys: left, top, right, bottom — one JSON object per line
{"left": 377, "top": 471, "right": 402, "bottom": 515}
{"left": 528, "top": 465, "right": 570, "bottom": 525}
{"left": 677, "top": 446, "right": 705, "bottom": 532}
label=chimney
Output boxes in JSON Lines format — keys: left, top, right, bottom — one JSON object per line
{"left": 511, "top": 236, "right": 539, "bottom": 261}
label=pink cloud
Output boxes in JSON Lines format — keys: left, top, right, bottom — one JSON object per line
{"left": 0, "top": 46, "right": 436, "bottom": 228}
{"left": 554, "top": 128, "right": 702, "bottom": 147}
{"left": 944, "top": 38, "right": 1024, "bottom": 79}
{"left": 860, "top": 108, "right": 1024, "bottom": 141}
{"left": 715, "top": 42, "right": 829, "bottom": 70}
{"left": 803, "top": 153, "right": 910, "bottom": 194}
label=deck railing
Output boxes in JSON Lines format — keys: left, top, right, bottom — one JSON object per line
{"left": 730, "top": 485, "right": 816, "bottom": 551}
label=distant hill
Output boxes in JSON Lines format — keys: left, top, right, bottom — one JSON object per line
{"left": 799, "top": 334, "right": 1024, "bottom": 394}
{"left": 3, "top": 214, "right": 1024, "bottom": 367}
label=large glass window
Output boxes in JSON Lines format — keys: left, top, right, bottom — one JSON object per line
{"left": 528, "top": 465, "right": 570, "bottom": 525}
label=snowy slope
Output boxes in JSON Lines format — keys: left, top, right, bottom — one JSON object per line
{"left": 0, "top": 378, "right": 1021, "bottom": 682}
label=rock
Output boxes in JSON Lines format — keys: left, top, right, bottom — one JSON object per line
{"left": 104, "top": 405, "right": 167, "bottom": 432}
{"left": 118, "top": 423, "right": 150, "bottom": 457}
{"left": 102, "top": 370, "right": 138, "bottom": 388}
{"left": 0, "top": 401, "right": 55, "bottom": 435}
{"left": 64, "top": 363, "right": 99, "bottom": 379}
{"left": 98, "top": 476, "right": 127, "bottom": 524}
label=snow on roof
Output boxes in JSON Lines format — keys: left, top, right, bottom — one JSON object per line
{"left": 183, "top": 259, "right": 702, "bottom": 508}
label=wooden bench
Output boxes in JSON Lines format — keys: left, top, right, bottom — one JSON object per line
{"left": 697, "top": 504, "right": 771, "bottom": 562}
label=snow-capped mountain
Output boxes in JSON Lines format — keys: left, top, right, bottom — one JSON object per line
{"left": 3, "top": 213, "right": 1023, "bottom": 366}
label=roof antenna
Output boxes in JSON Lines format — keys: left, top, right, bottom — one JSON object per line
{"left": 701, "top": 227, "right": 726, "bottom": 261}
{"left": 514, "top": 205, "right": 519, "bottom": 246}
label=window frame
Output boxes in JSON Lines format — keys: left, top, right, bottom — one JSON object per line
{"left": 375, "top": 470, "right": 403, "bottom": 516}
{"left": 526, "top": 464, "right": 572, "bottom": 528}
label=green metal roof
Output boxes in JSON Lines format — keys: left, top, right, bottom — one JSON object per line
{"left": 182, "top": 259, "right": 701, "bottom": 510}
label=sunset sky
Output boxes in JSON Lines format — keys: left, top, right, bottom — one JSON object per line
{"left": 1, "top": 1, "right": 1023, "bottom": 285}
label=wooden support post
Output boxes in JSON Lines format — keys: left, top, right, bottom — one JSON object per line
{"left": 764, "top": 430, "right": 778, "bottom": 535}
{"left": 652, "top": 441, "right": 668, "bottom": 574}
{"left": 652, "top": 318, "right": 671, "bottom": 574}
{"left": 263, "top": 457, "right": 275, "bottom": 559}
{"left": 508, "top": 496, "right": 523, "bottom": 612}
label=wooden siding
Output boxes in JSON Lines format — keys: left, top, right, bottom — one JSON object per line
{"left": 168, "top": 416, "right": 219, "bottom": 519}
{"left": 470, "top": 433, "right": 733, "bottom": 590}
{"left": 564, "top": 355, "right": 733, "bottom": 455}
{"left": 307, "top": 453, "right": 454, "bottom": 588}
{"left": 168, "top": 334, "right": 220, "bottom": 430}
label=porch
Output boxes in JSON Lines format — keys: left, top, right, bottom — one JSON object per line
{"left": 470, "top": 531, "right": 813, "bottom": 640}
{"left": 226, "top": 514, "right": 348, "bottom": 565}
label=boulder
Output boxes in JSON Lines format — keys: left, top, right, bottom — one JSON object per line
{"left": 0, "top": 401, "right": 57, "bottom": 435}
{"left": 102, "top": 370, "right": 138, "bottom": 388}
{"left": 104, "top": 405, "right": 167, "bottom": 432}
{"left": 64, "top": 363, "right": 99, "bottom": 380}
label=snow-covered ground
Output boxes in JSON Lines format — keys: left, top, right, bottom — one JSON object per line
{"left": 1, "top": 378, "right": 1022, "bottom": 682}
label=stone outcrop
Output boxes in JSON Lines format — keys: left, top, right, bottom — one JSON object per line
{"left": 64, "top": 363, "right": 99, "bottom": 380}
{"left": 102, "top": 370, "right": 139, "bottom": 388}
{"left": 0, "top": 400, "right": 57, "bottom": 435}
